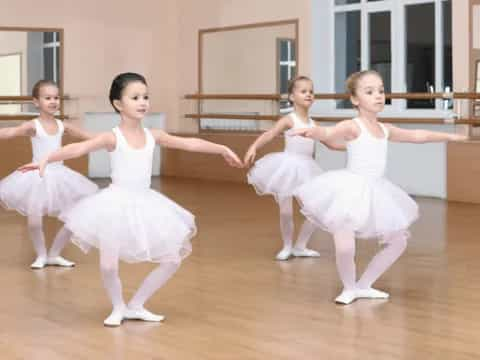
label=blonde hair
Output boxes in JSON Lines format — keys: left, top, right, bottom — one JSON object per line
{"left": 32, "top": 80, "right": 58, "bottom": 99}
{"left": 287, "top": 75, "right": 313, "bottom": 104}
{"left": 345, "top": 70, "right": 382, "bottom": 96}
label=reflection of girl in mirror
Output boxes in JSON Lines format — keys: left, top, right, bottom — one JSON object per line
{"left": 19, "top": 73, "right": 243, "bottom": 327}
{"left": 244, "top": 76, "right": 345, "bottom": 261}
{"left": 0, "top": 80, "right": 98, "bottom": 269}
{"left": 293, "top": 70, "right": 467, "bottom": 305}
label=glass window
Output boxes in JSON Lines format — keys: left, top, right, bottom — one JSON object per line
{"left": 335, "top": 11, "right": 361, "bottom": 108}
{"left": 406, "top": 3, "right": 435, "bottom": 108}
{"left": 370, "top": 11, "right": 391, "bottom": 104}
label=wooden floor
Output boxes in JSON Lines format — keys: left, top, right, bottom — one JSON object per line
{"left": 1, "top": 177, "right": 480, "bottom": 359}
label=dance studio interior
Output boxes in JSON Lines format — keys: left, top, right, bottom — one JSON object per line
{"left": 1, "top": 0, "right": 480, "bottom": 359}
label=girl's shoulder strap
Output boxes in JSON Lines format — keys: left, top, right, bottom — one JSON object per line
{"left": 378, "top": 122, "right": 389, "bottom": 139}
{"left": 111, "top": 127, "right": 124, "bottom": 145}
{"left": 288, "top": 111, "right": 299, "bottom": 126}
{"left": 351, "top": 117, "right": 365, "bottom": 132}
{"left": 32, "top": 118, "right": 40, "bottom": 132}
{"left": 55, "top": 119, "right": 65, "bottom": 135}
{"left": 32, "top": 118, "right": 46, "bottom": 137}
{"left": 143, "top": 127, "right": 156, "bottom": 147}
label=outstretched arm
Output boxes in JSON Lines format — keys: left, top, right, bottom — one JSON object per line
{"left": 292, "top": 120, "right": 359, "bottom": 144}
{"left": 151, "top": 129, "right": 243, "bottom": 168}
{"left": 64, "top": 122, "right": 96, "bottom": 141}
{"left": 19, "top": 132, "right": 115, "bottom": 176}
{"left": 321, "top": 139, "right": 347, "bottom": 151}
{"left": 0, "top": 121, "right": 35, "bottom": 139}
{"left": 244, "top": 116, "right": 293, "bottom": 166}
{"left": 386, "top": 124, "right": 468, "bottom": 143}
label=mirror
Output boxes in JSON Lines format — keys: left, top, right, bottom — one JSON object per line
{"left": 0, "top": 28, "right": 63, "bottom": 116}
{"left": 474, "top": 60, "right": 480, "bottom": 118}
{"left": 199, "top": 20, "right": 298, "bottom": 131}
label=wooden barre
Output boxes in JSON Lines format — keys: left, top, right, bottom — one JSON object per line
{"left": 0, "top": 115, "right": 70, "bottom": 121}
{"left": 185, "top": 92, "right": 480, "bottom": 100}
{"left": 185, "top": 113, "right": 480, "bottom": 125}
{"left": 0, "top": 95, "right": 71, "bottom": 102}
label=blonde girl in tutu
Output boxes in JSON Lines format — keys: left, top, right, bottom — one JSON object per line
{"left": 293, "top": 70, "right": 467, "bottom": 304}
{"left": 245, "top": 76, "right": 345, "bottom": 260}
{"left": 20, "top": 72, "right": 243, "bottom": 326}
{"left": 0, "top": 80, "right": 98, "bottom": 269}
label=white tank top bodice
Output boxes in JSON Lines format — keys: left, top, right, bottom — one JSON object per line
{"left": 31, "top": 119, "right": 64, "bottom": 165}
{"left": 110, "top": 127, "right": 155, "bottom": 190}
{"left": 346, "top": 118, "right": 389, "bottom": 179}
{"left": 284, "top": 112, "right": 316, "bottom": 157}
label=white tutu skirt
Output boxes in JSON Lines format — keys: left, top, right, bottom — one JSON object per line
{"left": 59, "top": 185, "right": 196, "bottom": 264}
{"left": 247, "top": 152, "right": 322, "bottom": 201}
{"left": 294, "top": 170, "right": 419, "bottom": 239}
{"left": 0, "top": 164, "right": 98, "bottom": 217}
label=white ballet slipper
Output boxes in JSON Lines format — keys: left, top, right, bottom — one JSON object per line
{"left": 291, "top": 248, "right": 320, "bottom": 257}
{"left": 124, "top": 307, "right": 165, "bottom": 322}
{"left": 275, "top": 248, "right": 292, "bottom": 261}
{"left": 355, "top": 287, "right": 390, "bottom": 299}
{"left": 103, "top": 307, "right": 126, "bottom": 327}
{"left": 46, "top": 256, "right": 75, "bottom": 267}
{"left": 335, "top": 290, "right": 357, "bottom": 305}
{"left": 30, "top": 257, "right": 47, "bottom": 269}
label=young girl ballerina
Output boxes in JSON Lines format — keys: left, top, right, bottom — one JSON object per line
{"left": 292, "top": 70, "right": 467, "bottom": 304}
{"left": 0, "top": 80, "right": 98, "bottom": 269}
{"left": 20, "top": 72, "right": 243, "bottom": 326}
{"left": 245, "top": 76, "right": 345, "bottom": 261}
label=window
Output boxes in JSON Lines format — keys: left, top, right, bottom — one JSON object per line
{"left": 43, "top": 32, "right": 60, "bottom": 83}
{"left": 277, "top": 38, "right": 297, "bottom": 111}
{"left": 329, "top": 0, "right": 452, "bottom": 112}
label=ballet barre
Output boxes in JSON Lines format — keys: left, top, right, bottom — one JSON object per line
{"left": 184, "top": 113, "right": 480, "bottom": 125}
{"left": 185, "top": 92, "right": 480, "bottom": 100}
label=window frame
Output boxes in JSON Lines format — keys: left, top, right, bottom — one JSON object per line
{"left": 312, "top": 0, "right": 453, "bottom": 118}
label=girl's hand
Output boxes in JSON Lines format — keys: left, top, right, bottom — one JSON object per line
{"left": 244, "top": 146, "right": 257, "bottom": 167}
{"left": 448, "top": 133, "right": 468, "bottom": 142}
{"left": 222, "top": 146, "right": 244, "bottom": 168}
{"left": 18, "top": 158, "right": 48, "bottom": 177}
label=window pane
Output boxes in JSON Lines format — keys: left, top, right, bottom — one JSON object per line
{"left": 406, "top": 3, "right": 435, "bottom": 109}
{"left": 280, "top": 40, "right": 288, "bottom": 62}
{"left": 443, "top": 0, "right": 452, "bottom": 92}
{"left": 335, "top": 0, "right": 360, "bottom": 5}
{"left": 55, "top": 46, "right": 60, "bottom": 83}
{"left": 44, "top": 47, "right": 54, "bottom": 81}
{"left": 290, "top": 40, "right": 296, "bottom": 62}
{"left": 370, "top": 11, "right": 391, "bottom": 104}
{"left": 335, "top": 11, "right": 361, "bottom": 108}
{"left": 43, "top": 32, "right": 54, "bottom": 43}
{"left": 280, "top": 66, "right": 289, "bottom": 94}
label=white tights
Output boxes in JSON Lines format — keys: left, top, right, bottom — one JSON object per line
{"left": 277, "top": 196, "right": 316, "bottom": 250}
{"left": 27, "top": 216, "right": 72, "bottom": 259}
{"left": 99, "top": 244, "right": 180, "bottom": 311}
{"left": 333, "top": 229, "right": 408, "bottom": 291}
